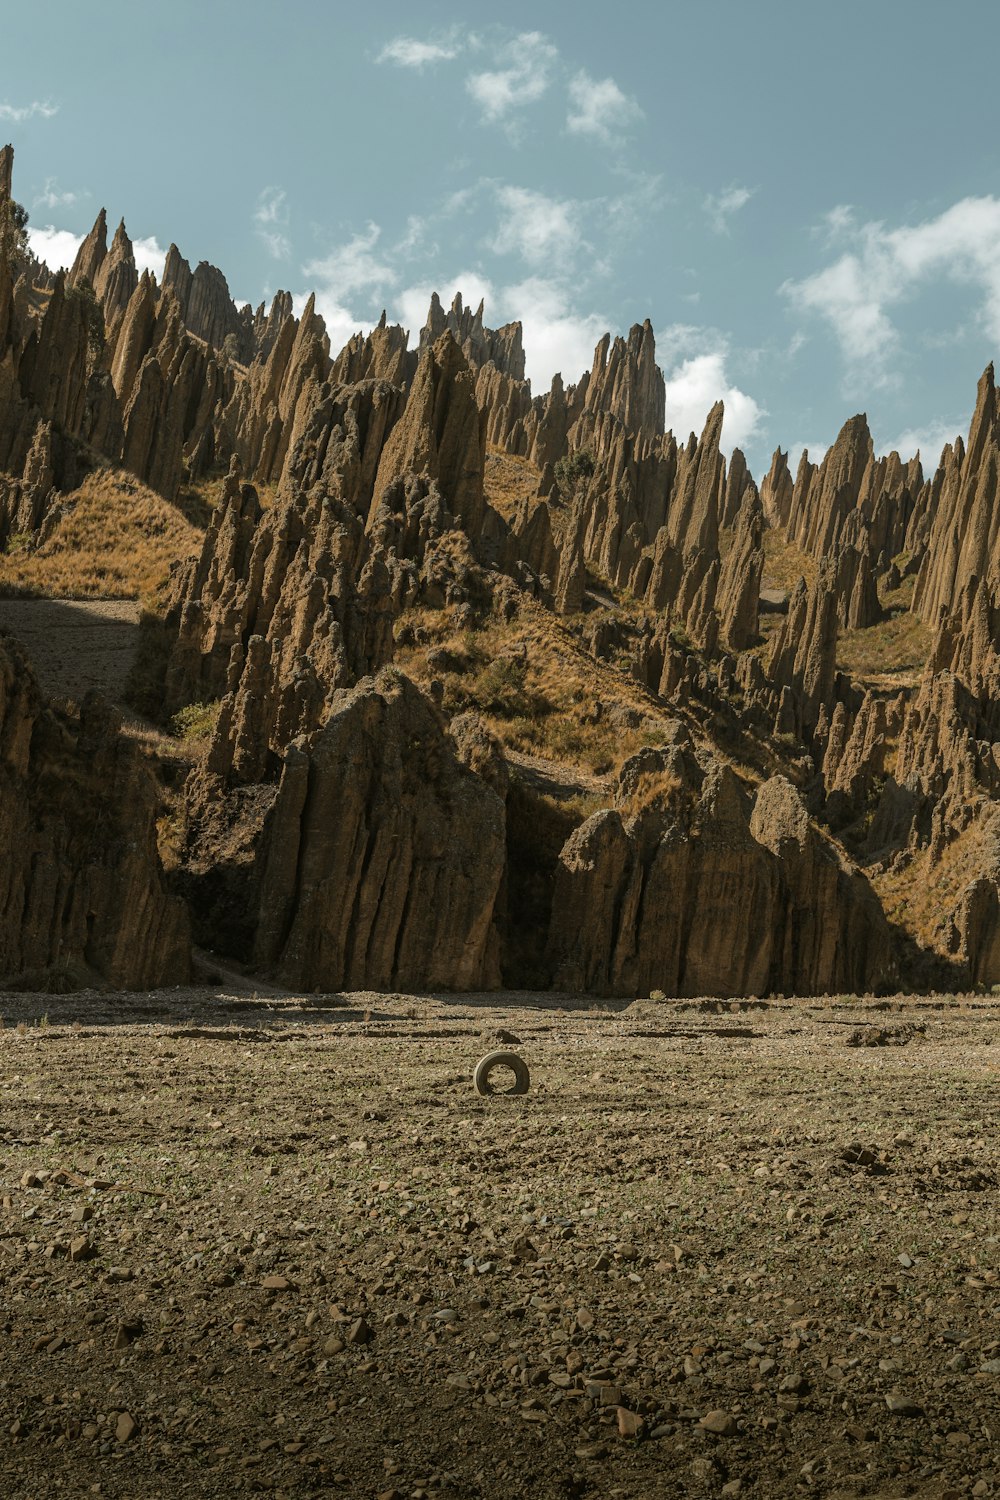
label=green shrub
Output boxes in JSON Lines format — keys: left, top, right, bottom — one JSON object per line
{"left": 554, "top": 449, "right": 595, "bottom": 489}
{"left": 170, "top": 700, "right": 221, "bottom": 743}
{"left": 475, "top": 657, "right": 529, "bottom": 715}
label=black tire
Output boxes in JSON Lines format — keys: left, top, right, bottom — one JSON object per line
{"left": 473, "top": 1049, "right": 530, "bottom": 1097}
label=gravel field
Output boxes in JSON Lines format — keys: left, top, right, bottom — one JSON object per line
{"left": 1, "top": 985, "right": 998, "bottom": 1499}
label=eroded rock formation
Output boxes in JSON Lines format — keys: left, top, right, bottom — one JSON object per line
{"left": 0, "top": 640, "right": 188, "bottom": 988}
{"left": 4, "top": 137, "right": 1000, "bottom": 994}
{"left": 547, "top": 734, "right": 893, "bottom": 997}
{"left": 254, "top": 672, "right": 505, "bottom": 992}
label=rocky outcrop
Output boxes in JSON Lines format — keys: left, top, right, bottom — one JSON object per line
{"left": 217, "top": 292, "right": 331, "bottom": 486}
{"left": 578, "top": 321, "right": 665, "bottom": 448}
{"left": 280, "top": 377, "right": 407, "bottom": 506}
{"left": 94, "top": 219, "right": 139, "bottom": 332}
{"left": 68, "top": 208, "right": 107, "bottom": 291}
{"left": 254, "top": 672, "right": 505, "bottom": 992}
{"left": 331, "top": 311, "right": 415, "bottom": 388}
{"left": 120, "top": 297, "right": 229, "bottom": 499}
{"left": 833, "top": 541, "right": 882, "bottom": 630}
{"left": 371, "top": 333, "right": 486, "bottom": 533}
{"left": 718, "top": 483, "right": 763, "bottom": 651}
{"left": 16, "top": 141, "right": 1000, "bottom": 994}
{"left": 421, "top": 292, "right": 525, "bottom": 381}
{"left": 771, "top": 416, "right": 926, "bottom": 579}
{"left": 767, "top": 563, "right": 840, "bottom": 735}
{"left": 173, "top": 475, "right": 505, "bottom": 775}
{"left": 162, "top": 246, "right": 246, "bottom": 356}
{"left": 761, "top": 447, "right": 793, "bottom": 528}
{"left": 748, "top": 775, "right": 892, "bottom": 994}
{"left": 547, "top": 734, "right": 893, "bottom": 997}
{"left": 0, "top": 420, "right": 55, "bottom": 543}
{"left": 912, "top": 365, "right": 1000, "bottom": 624}
{"left": 0, "top": 639, "right": 189, "bottom": 988}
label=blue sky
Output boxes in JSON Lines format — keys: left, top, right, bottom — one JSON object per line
{"left": 3, "top": 0, "right": 1000, "bottom": 474}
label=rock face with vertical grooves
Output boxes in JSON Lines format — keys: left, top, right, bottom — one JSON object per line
{"left": 0, "top": 640, "right": 189, "bottom": 989}
{"left": 912, "top": 364, "right": 1000, "bottom": 624}
{"left": 547, "top": 737, "right": 893, "bottom": 998}
{"left": 254, "top": 672, "right": 506, "bottom": 992}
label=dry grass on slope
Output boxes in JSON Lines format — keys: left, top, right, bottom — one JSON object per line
{"left": 837, "top": 609, "right": 931, "bottom": 691}
{"left": 874, "top": 813, "right": 1000, "bottom": 962}
{"left": 761, "top": 529, "right": 817, "bottom": 593}
{"left": 483, "top": 446, "right": 541, "bottom": 520}
{"left": 837, "top": 574, "right": 932, "bottom": 691}
{"left": 396, "top": 593, "right": 689, "bottom": 779}
{"left": 0, "top": 468, "right": 203, "bottom": 608}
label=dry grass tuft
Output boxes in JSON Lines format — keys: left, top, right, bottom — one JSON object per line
{"left": 0, "top": 468, "right": 203, "bottom": 608}
{"left": 618, "top": 768, "right": 684, "bottom": 821}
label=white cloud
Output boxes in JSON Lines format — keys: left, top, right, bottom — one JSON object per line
{"left": 503, "top": 276, "right": 607, "bottom": 388}
{"left": 883, "top": 419, "right": 963, "bottom": 466}
{"left": 32, "top": 178, "right": 85, "bottom": 212}
{"left": 253, "top": 187, "right": 291, "bottom": 260}
{"left": 704, "top": 184, "right": 755, "bottom": 235}
{"left": 783, "top": 249, "right": 899, "bottom": 387}
{"left": 303, "top": 223, "right": 396, "bottom": 300}
{"left": 377, "top": 33, "right": 464, "bottom": 68}
{"left": 492, "top": 186, "right": 581, "bottom": 266}
{"left": 787, "top": 441, "right": 829, "bottom": 473}
{"left": 0, "top": 99, "right": 58, "bottom": 123}
{"left": 566, "top": 70, "right": 641, "bottom": 144}
{"left": 298, "top": 226, "right": 399, "bottom": 354}
{"left": 815, "top": 204, "right": 856, "bottom": 243}
{"left": 395, "top": 214, "right": 429, "bottom": 256}
{"left": 466, "top": 32, "right": 557, "bottom": 128}
{"left": 26, "top": 224, "right": 83, "bottom": 271}
{"left": 659, "top": 338, "right": 765, "bottom": 454}
{"left": 784, "top": 195, "right": 1000, "bottom": 389}
{"left": 133, "top": 235, "right": 166, "bottom": 280}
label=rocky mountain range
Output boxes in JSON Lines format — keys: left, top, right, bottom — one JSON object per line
{"left": 2, "top": 141, "right": 999, "bottom": 997}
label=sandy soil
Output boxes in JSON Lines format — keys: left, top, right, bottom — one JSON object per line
{"left": 1, "top": 984, "right": 999, "bottom": 1499}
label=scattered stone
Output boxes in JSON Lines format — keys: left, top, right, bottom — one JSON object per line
{"left": 574, "top": 1443, "right": 608, "bottom": 1460}
{"left": 885, "top": 1393, "right": 923, "bottom": 1417}
{"left": 616, "top": 1407, "right": 646, "bottom": 1439}
{"left": 699, "top": 1410, "right": 738, "bottom": 1436}
{"left": 115, "top": 1412, "right": 138, "bottom": 1443}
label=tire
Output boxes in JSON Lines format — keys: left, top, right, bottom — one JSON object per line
{"left": 473, "top": 1049, "right": 530, "bottom": 1097}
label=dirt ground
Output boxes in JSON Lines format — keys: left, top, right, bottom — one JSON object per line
{"left": 1, "top": 984, "right": 999, "bottom": 1500}
{"left": 0, "top": 599, "right": 140, "bottom": 707}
